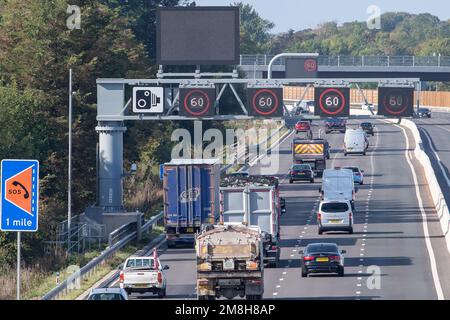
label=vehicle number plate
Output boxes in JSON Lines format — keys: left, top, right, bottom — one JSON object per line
{"left": 316, "top": 257, "right": 329, "bottom": 262}
{"left": 186, "top": 227, "right": 193, "bottom": 233}
{"left": 329, "top": 219, "right": 342, "bottom": 224}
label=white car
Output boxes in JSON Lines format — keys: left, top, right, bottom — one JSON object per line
{"left": 87, "top": 288, "right": 128, "bottom": 300}
{"left": 317, "top": 200, "right": 353, "bottom": 234}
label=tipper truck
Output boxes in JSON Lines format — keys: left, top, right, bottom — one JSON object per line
{"left": 292, "top": 138, "right": 329, "bottom": 177}
{"left": 163, "top": 159, "right": 220, "bottom": 248}
{"left": 196, "top": 224, "right": 264, "bottom": 300}
{"left": 219, "top": 175, "right": 281, "bottom": 268}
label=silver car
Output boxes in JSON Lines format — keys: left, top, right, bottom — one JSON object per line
{"left": 87, "top": 287, "right": 129, "bottom": 300}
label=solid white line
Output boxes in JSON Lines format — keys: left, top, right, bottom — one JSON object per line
{"left": 394, "top": 123, "right": 445, "bottom": 300}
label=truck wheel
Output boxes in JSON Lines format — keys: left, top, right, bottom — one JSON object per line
{"left": 125, "top": 289, "right": 132, "bottom": 296}
{"left": 289, "top": 179, "right": 293, "bottom": 184}
{"left": 318, "top": 228, "right": 323, "bottom": 235}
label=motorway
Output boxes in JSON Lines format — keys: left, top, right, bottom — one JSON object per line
{"left": 111, "top": 118, "right": 450, "bottom": 300}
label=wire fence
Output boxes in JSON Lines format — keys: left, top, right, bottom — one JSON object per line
{"left": 240, "top": 54, "right": 450, "bottom": 68}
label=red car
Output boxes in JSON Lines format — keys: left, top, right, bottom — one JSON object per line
{"left": 295, "top": 121, "right": 311, "bottom": 133}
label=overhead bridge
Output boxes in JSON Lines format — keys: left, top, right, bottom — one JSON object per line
{"left": 239, "top": 54, "right": 450, "bottom": 81}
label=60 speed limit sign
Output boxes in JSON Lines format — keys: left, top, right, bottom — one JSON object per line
{"left": 179, "top": 88, "right": 216, "bottom": 117}
{"left": 247, "top": 88, "right": 283, "bottom": 117}
{"left": 314, "top": 87, "right": 350, "bottom": 117}
{"left": 378, "top": 87, "right": 414, "bottom": 117}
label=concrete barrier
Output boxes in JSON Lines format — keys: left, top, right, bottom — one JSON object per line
{"left": 389, "top": 118, "right": 450, "bottom": 253}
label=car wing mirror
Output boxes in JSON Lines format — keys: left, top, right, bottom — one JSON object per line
{"left": 299, "top": 250, "right": 304, "bottom": 255}
{"left": 341, "top": 250, "right": 347, "bottom": 254}
{"left": 163, "top": 265, "right": 170, "bottom": 270}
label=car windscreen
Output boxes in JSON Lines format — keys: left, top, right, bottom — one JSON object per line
{"left": 89, "top": 293, "right": 124, "bottom": 300}
{"left": 125, "top": 258, "right": 154, "bottom": 269}
{"left": 306, "top": 244, "right": 338, "bottom": 254}
{"left": 321, "top": 202, "right": 349, "bottom": 212}
{"left": 343, "top": 167, "right": 359, "bottom": 173}
{"left": 361, "top": 123, "right": 372, "bottom": 127}
{"left": 293, "top": 165, "right": 310, "bottom": 171}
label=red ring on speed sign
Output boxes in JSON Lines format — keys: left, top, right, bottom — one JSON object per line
{"left": 383, "top": 90, "right": 409, "bottom": 115}
{"left": 304, "top": 59, "right": 317, "bottom": 72}
{"left": 319, "top": 88, "right": 346, "bottom": 115}
{"left": 183, "top": 89, "right": 211, "bottom": 116}
{"left": 252, "top": 89, "right": 279, "bottom": 116}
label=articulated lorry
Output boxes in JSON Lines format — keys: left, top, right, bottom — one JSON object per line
{"left": 292, "top": 138, "right": 329, "bottom": 177}
{"left": 219, "top": 175, "right": 281, "bottom": 268}
{"left": 196, "top": 224, "right": 264, "bottom": 300}
{"left": 163, "top": 159, "right": 220, "bottom": 248}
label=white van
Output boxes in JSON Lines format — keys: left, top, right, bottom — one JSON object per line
{"left": 321, "top": 169, "right": 355, "bottom": 209}
{"left": 344, "top": 129, "right": 368, "bottom": 156}
{"left": 317, "top": 200, "right": 353, "bottom": 234}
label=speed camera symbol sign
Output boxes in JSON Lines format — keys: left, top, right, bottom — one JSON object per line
{"left": 132, "top": 87, "right": 164, "bottom": 113}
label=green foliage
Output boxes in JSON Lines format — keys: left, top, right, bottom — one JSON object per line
{"left": 271, "top": 12, "right": 450, "bottom": 57}
{"left": 234, "top": 2, "right": 274, "bottom": 54}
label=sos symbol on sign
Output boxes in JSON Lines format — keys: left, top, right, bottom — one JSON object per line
{"left": 247, "top": 88, "right": 283, "bottom": 117}
{"left": 179, "top": 88, "right": 216, "bottom": 117}
{"left": 378, "top": 87, "right": 414, "bottom": 117}
{"left": 315, "top": 87, "right": 350, "bottom": 117}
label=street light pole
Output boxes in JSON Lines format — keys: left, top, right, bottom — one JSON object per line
{"left": 68, "top": 68, "right": 73, "bottom": 254}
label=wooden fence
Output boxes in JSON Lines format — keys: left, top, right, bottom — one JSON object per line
{"left": 283, "top": 86, "right": 450, "bottom": 107}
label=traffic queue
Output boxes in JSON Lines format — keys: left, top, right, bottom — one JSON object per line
{"left": 292, "top": 116, "right": 371, "bottom": 278}
{"left": 118, "top": 115, "right": 373, "bottom": 299}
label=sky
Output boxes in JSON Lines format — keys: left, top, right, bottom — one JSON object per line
{"left": 194, "top": 0, "right": 450, "bottom": 33}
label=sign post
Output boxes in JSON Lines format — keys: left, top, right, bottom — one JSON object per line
{"left": 1, "top": 159, "right": 39, "bottom": 300}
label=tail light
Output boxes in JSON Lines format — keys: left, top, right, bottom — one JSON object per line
{"left": 271, "top": 245, "right": 277, "bottom": 251}
{"left": 246, "top": 261, "right": 259, "bottom": 270}
{"left": 349, "top": 211, "right": 353, "bottom": 220}
{"left": 248, "top": 279, "right": 262, "bottom": 285}
{"left": 330, "top": 255, "right": 341, "bottom": 261}
{"left": 157, "top": 272, "right": 163, "bottom": 284}
{"left": 303, "top": 256, "right": 315, "bottom": 261}
{"left": 119, "top": 271, "right": 124, "bottom": 283}
{"left": 317, "top": 212, "right": 321, "bottom": 220}
{"left": 355, "top": 173, "right": 361, "bottom": 176}
{"left": 198, "top": 279, "right": 209, "bottom": 286}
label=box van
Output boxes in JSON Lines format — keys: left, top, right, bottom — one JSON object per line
{"left": 344, "top": 129, "right": 368, "bottom": 156}
{"left": 317, "top": 200, "right": 353, "bottom": 234}
{"left": 321, "top": 169, "right": 355, "bottom": 209}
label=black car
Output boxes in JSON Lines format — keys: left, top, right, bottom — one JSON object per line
{"left": 324, "top": 118, "right": 346, "bottom": 134}
{"left": 418, "top": 108, "right": 431, "bottom": 118}
{"left": 289, "top": 164, "right": 314, "bottom": 183}
{"left": 360, "top": 122, "right": 374, "bottom": 136}
{"left": 299, "top": 243, "right": 346, "bottom": 277}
